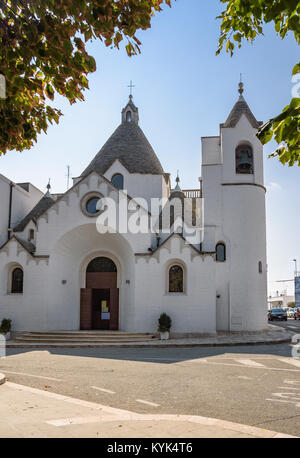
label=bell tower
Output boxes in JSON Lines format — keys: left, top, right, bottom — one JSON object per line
{"left": 220, "top": 82, "right": 267, "bottom": 331}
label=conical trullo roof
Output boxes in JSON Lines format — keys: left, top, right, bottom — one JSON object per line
{"left": 81, "top": 98, "right": 165, "bottom": 178}
{"left": 223, "top": 82, "right": 263, "bottom": 129}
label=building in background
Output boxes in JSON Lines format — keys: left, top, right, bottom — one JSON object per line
{"left": 268, "top": 292, "right": 295, "bottom": 310}
{"left": 295, "top": 275, "right": 300, "bottom": 309}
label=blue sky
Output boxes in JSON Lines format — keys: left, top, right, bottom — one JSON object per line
{"left": 1, "top": 0, "right": 299, "bottom": 296}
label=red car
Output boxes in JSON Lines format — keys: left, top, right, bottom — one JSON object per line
{"left": 294, "top": 308, "right": 300, "bottom": 320}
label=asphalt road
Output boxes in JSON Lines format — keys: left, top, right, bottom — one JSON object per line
{"left": 1, "top": 321, "right": 300, "bottom": 437}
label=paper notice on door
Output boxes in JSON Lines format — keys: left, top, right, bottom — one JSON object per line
{"left": 101, "top": 301, "right": 110, "bottom": 319}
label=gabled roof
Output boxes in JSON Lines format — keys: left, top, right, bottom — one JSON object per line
{"left": 0, "top": 235, "right": 36, "bottom": 255}
{"left": 13, "top": 170, "right": 153, "bottom": 234}
{"left": 223, "top": 95, "right": 263, "bottom": 129}
{"left": 14, "top": 195, "right": 56, "bottom": 232}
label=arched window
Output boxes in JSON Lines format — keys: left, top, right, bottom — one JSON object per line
{"left": 169, "top": 265, "right": 184, "bottom": 293}
{"left": 11, "top": 267, "right": 23, "bottom": 293}
{"left": 216, "top": 243, "right": 226, "bottom": 262}
{"left": 236, "top": 144, "right": 254, "bottom": 174}
{"left": 87, "top": 257, "right": 117, "bottom": 273}
{"left": 126, "top": 111, "right": 132, "bottom": 123}
{"left": 111, "top": 173, "right": 124, "bottom": 190}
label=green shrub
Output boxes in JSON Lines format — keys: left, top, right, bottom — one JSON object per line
{"left": 0, "top": 319, "right": 12, "bottom": 335}
{"left": 158, "top": 313, "right": 172, "bottom": 333}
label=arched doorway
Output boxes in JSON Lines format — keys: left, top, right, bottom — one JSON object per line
{"left": 80, "top": 257, "right": 119, "bottom": 330}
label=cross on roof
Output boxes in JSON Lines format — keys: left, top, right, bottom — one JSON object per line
{"left": 128, "top": 80, "right": 135, "bottom": 98}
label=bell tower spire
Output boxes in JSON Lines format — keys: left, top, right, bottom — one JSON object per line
{"left": 122, "top": 81, "right": 139, "bottom": 124}
{"left": 238, "top": 74, "right": 244, "bottom": 97}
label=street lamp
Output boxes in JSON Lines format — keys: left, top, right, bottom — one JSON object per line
{"left": 293, "top": 259, "right": 298, "bottom": 277}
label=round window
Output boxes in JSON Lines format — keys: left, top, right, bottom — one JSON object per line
{"left": 86, "top": 196, "right": 100, "bottom": 215}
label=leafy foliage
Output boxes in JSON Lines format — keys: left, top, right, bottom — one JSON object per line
{"left": 0, "top": 0, "right": 171, "bottom": 154}
{"left": 217, "top": 0, "right": 300, "bottom": 166}
{"left": 0, "top": 318, "right": 12, "bottom": 335}
{"left": 158, "top": 312, "right": 172, "bottom": 332}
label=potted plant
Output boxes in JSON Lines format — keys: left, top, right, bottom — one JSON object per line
{"left": 158, "top": 313, "right": 172, "bottom": 340}
{"left": 0, "top": 319, "right": 12, "bottom": 341}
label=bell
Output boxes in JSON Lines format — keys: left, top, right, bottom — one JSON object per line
{"left": 238, "top": 151, "right": 252, "bottom": 172}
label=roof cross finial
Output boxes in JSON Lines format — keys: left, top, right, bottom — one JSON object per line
{"left": 128, "top": 80, "right": 135, "bottom": 99}
{"left": 174, "top": 170, "right": 182, "bottom": 192}
{"left": 238, "top": 74, "right": 244, "bottom": 96}
{"left": 46, "top": 178, "right": 51, "bottom": 195}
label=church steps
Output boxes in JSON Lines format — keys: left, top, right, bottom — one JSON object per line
{"left": 18, "top": 331, "right": 154, "bottom": 337}
{"left": 13, "top": 331, "right": 158, "bottom": 344}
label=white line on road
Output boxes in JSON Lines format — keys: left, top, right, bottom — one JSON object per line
{"left": 284, "top": 379, "right": 300, "bottom": 386}
{"left": 90, "top": 386, "right": 116, "bottom": 394}
{"left": 136, "top": 399, "right": 160, "bottom": 407}
{"left": 234, "top": 359, "right": 266, "bottom": 368}
{"left": 194, "top": 360, "right": 300, "bottom": 372}
{"left": 278, "top": 387, "right": 300, "bottom": 390}
{"left": 47, "top": 416, "right": 103, "bottom": 427}
{"left": 266, "top": 398, "right": 300, "bottom": 406}
{"left": 279, "top": 359, "right": 300, "bottom": 368}
{"left": 3, "top": 370, "right": 62, "bottom": 381}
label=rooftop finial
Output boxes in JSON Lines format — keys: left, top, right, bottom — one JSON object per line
{"left": 46, "top": 178, "right": 51, "bottom": 195}
{"left": 128, "top": 80, "right": 135, "bottom": 100}
{"left": 238, "top": 74, "right": 244, "bottom": 96}
{"left": 174, "top": 170, "right": 181, "bottom": 191}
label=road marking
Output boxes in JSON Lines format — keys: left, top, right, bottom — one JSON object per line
{"left": 3, "top": 370, "right": 62, "bottom": 382}
{"left": 90, "top": 386, "right": 116, "bottom": 394}
{"left": 237, "top": 375, "right": 253, "bottom": 380}
{"left": 234, "top": 359, "right": 265, "bottom": 368}
{"left": 136, "top": 399, "right": 160, "bottom": 407}
{"left": 193, "top": 360, "right": 300, "bottom": 372}
{"left": 284, "top": 379, "right": 300, "bottom": 386}
{"left": 5, "top": 382, "right": 297, "bottom": 437}
{"left": 47, "top": 416, "right": 102, "bottom": 427}
{"left": 279, "top": 358, "right": 300, "bottom": 368}
{"left": 266, "top": 398, "right": 300, "bottom": 406}
{"left": 288, "top": 326, "right": 298, "bottom": 329}
{"left": 278, "top": 386, "right": 300, "bottom": 390}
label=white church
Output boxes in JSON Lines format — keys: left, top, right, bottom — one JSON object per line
{"left": 0, "top": 83, "right": 268, "bottom": 335}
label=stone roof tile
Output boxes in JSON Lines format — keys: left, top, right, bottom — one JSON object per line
{"left": 81, "top": 122, "right": 165, "bottom": 178}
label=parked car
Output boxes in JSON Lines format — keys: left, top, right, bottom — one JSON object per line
{"left": 287, "top": 308, "right": 296, "bottom": 318}
{"left": 294, "top": 308, "right": 300, "bottom": 320}
{"left": 268, "top": 308, "right": 287, "bottom": 321}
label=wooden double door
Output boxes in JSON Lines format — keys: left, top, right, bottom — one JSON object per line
{"left": 80, "top": 271, "right": 119, "bottom": 330}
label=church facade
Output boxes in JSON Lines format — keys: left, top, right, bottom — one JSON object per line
{"left": 0, "top": 84, "right": 268, "bottom": 334}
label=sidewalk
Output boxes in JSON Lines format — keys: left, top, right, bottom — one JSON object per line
{"left": 6, "top": 325, "right": 292, "bottom": 348}
{"left": 0, "top": 378, "right": 296, "bottom": 438}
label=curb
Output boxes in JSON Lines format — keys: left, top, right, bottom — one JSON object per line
{"left": 0, "top": 373, "right": 6, "bottom": 385}
{"left": 6, "top": 336, "right": 291, "bottom": 349}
